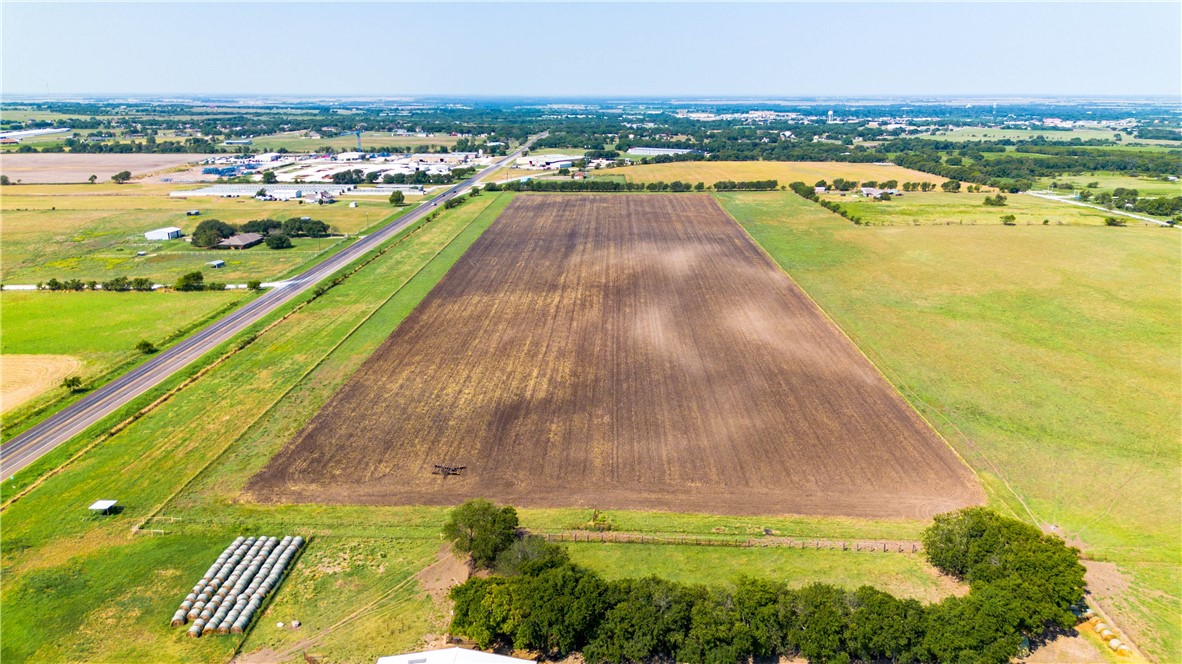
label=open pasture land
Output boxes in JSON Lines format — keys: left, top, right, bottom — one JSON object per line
{"left": 925, "top": 125, "right": 1182, "bottom": 147}
{"left": 825, "top": 190, "right": 1156, "bottom": 226}
{"left": 249, "top": 130, "right": 459, "bottom": 152}
{"left": 0, "top": 290, "right": 246, "bottom": 435}
{"left": 1, "top": 183, "right": 398, "bottom": 282}
{"left": 720, "top": 191, "right": 1181, "bottom": 662}
{"left": 0, "top": 153, "right": 217, "bottom": 184}
{"left": 600, "top": 160, "right": 949, "bottom": 187}
{"left": 1034, "top": 172, "right": 1182, "bottom": 198}
{"left": 250, "top": 194, "right": 982, "bottom": 518}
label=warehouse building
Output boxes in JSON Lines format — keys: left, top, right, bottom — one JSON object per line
{"left": 626, "top": 147, "right": 698, "bottom": 156}
{"left": 515, "top": 154, "right": 583, "bottom": 170}
{"left": 144, "top": 226, "right": 183, "bottom": 241}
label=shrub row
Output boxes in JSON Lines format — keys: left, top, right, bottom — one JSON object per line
{"left": 38, "top": 276, "right": 155, "bottom": 292}
{"left": 445, "top": 505, "right": 1085, "bottom": 664}
{"left": 487, "top": 179, "right": 778, "bottom": 193}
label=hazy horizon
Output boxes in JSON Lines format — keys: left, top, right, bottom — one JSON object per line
{"left": 3, "top": 2, "right": 1180, "bottom": 98}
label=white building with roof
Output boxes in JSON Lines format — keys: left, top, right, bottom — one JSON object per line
{"left": 376, "top": 647, "right": 534, "bottom": 664}
{"left": 626, "top": 147, "right": 697, "bottom": 156}
{"left": 144, "top": 227, "right": 183, "bottom": 241}
{"left": 515, "top": 154, "right": 583, "bottom": 170}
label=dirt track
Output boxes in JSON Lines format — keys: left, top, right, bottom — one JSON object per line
{"left": 249, "top": 194, "right": 983, "bottom": 518}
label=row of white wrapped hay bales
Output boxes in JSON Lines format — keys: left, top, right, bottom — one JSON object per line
{"left": 171, "top": 535, "right": 304, "bottom": 638}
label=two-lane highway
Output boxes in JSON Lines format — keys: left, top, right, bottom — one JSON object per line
{"left": 1, "top": 133, "right": 546, "bottom": 476}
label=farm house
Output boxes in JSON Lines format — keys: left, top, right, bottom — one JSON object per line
{"left": 216, "top": 233, "right": 264, "bottom": 250}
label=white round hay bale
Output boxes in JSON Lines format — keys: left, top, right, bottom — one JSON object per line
{"left": 1094, "top": 622, "right": 1108, "bottom": 633}
{"left": 1108, "top": 638, "right": 1122, "bottom": 650}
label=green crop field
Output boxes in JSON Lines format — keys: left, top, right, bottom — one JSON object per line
{"left": 1, "top": 290, "right": 246, "bottom": 365}
{"left": 565, "top": 543, "right": 964, "bottom": 603}
{"left": 821, "top": 190, "right": 1162, "bottom": 226}
{"left": 717, "top": 191, "right": 1181, "bottom": 662}
{"left": 1, "top": 183, "right": 405, "bottom": 283}
{"left": 249, "top": 131, "right": 458, "bottom": 152}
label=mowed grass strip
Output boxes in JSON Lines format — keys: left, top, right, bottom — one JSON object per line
{"left": 718, "top": 190, "right": 1181, "bottom": 662}
{"left": 565, "top": 542, "right": 965, "bottom": 604}
{"left": 0, "top": 194, "right": 511, "bottom": 664}
{"left": 600, "top": 160, "right": 947, "bottom": 186}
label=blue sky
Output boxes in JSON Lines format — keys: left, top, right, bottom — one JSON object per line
{"left": 3, "top": 2, "right": 1179, "bottom": 97}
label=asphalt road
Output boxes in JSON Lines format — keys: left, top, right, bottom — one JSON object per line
{"left": 1, "top": 133, "right": 546, "bottom": 477}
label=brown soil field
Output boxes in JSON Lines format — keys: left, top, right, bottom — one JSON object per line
{"left": 1, "top": 354, "right": 80, "bottom": 413}
{"left": 249, "top": 194, "right": 983, "bottom": 518}
{"left": 0, "top": 153, "right": 216, "bottom": 184}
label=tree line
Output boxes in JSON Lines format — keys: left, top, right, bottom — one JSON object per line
{"left": 38, "top": 276, "right": 155, "bottom": 292}
{"left": 488, "top": 179, "right": 777, "bottom": 193}
{"left": 788, "top": 182, "right": 864, "bottom": 225}
{"left": 442, "top": 502, "right": 1085, "bottom": 664}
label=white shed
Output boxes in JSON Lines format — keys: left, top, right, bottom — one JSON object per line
{"left": 145, "top": 227, "right": 183, "bottom": 241}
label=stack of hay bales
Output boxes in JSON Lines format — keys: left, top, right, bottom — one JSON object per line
{"left": 170, "top": 535, "right": 304, "bottom": 638}
{"left": 1087, "top": 616, "right": 1133, "bottom": 657}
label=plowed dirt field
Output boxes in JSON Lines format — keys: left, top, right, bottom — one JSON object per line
{"left": 249, "top": 194, "right": 983, "bottom": 517}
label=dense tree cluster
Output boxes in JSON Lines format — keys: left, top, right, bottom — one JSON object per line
{"left": 884, "top": 139, "right": 1181, "bottom": 193}
{"left": 447, "top": 505, "right": 1085, "bottom": 664}
{"left": 191, "top": 217, "right": 328, "bottom": 249}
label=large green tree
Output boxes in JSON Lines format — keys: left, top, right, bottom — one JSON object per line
{"left": 442, "top": 499, "right": 519, "bottom": 569}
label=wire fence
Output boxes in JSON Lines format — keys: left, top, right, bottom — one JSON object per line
{"left": 534, "top": 530, "right": 922, "bottom": 554}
